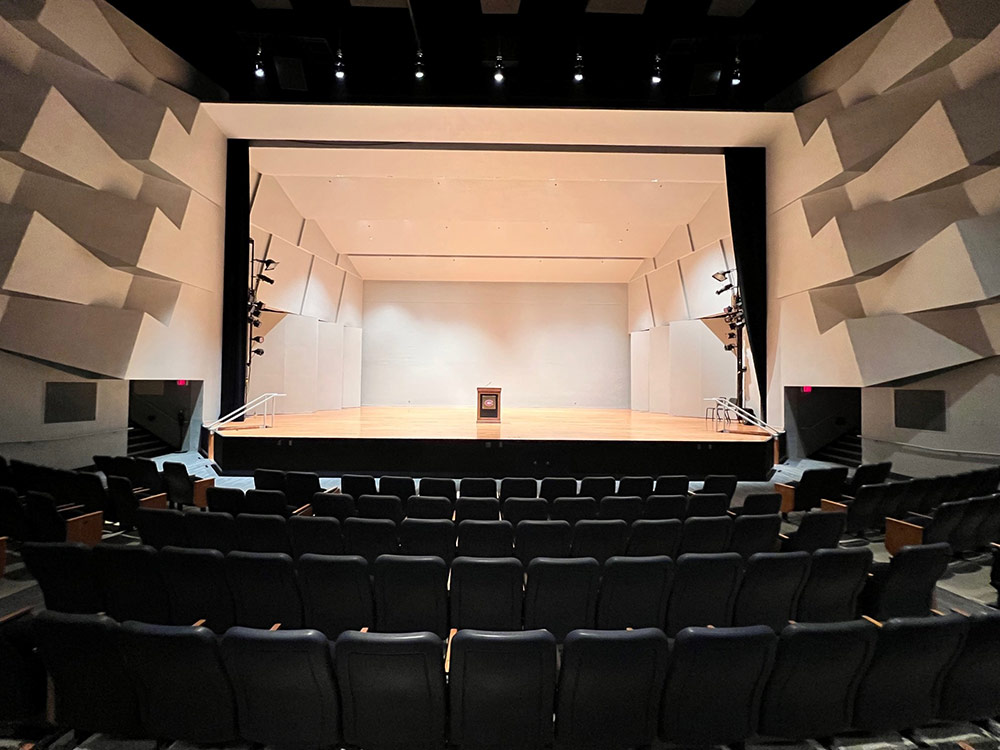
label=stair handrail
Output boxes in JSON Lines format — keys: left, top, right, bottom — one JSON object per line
{"left": 206, "top": 393, "right": 285, "bottom": 431}
{"left": 705, "top": 396, "right": 782, "bottom": 436}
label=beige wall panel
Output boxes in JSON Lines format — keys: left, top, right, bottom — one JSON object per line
{"left": 246, "top": 312, "right": 286, "bottom": 409}
{"left": 628, "top": 276, "right": 653, "bottom": 332}
{"left": 778, "top": 293, "right": 862, "bottom": 387}
{"left": 688, "top": 185, "right": 732, "bottom": 251}
{"left": 299, "top": 218, "right": 339, "bottom": 265}
{"left": 0, "top": 15, "right": 42, "bottom": 73}
{"left": 678, "top": 241, "right": 729, "bottom": 319}
{"left": 654, "top": 224, "right": 693, "bottom": 267}
{"left": 766, "top": 120, "right": 847, "bottom": 213}
{"left": 349, "top": 256, "right": 642, "bottom": 283}
{"left": 147, "top": 107, "right": 227, "bottom": 206}
{"left": 123, "top": 275, "right": 181, "bottom": 324}
{"left": 647, "top": 324, "right": 671, "bottom": 414}
{"left": 0, "top": 351, "right": 127, "bottom": 468}
{"left": 260, "top": 235, "right": 311, "bottom": 315}
{"left": 950, "top": 23, "right": 1000, "bottom": 89}
{"left": 342, "top": 326, "right": 362, "bottom": 408}
{"left": 250, "top": 175, "right": 303, "bottom": 246}
{"left": 629, "top": 330, "right": 649, "bottom": 412}
{"left": 630, "top": 258, "right": 654, "bottom": 280}
{"left": 301, "top": 255, "right": 345, "bottom": 322}
{"left": 646, "top": 262, "right": 688, "bottom": 325}
{"left": 339, "top": 273, "right": 363, "bottom": 328}
{"left": 139, "top": 190, "right": 223, "bottom": 291}
{"left": 317, "top": 321, "right": 344, "bottom": 411}
{"left": 666, "top": 319, "right": 737, "bottom": 418}
{"left": 338, "top": 254, "right": 360, "bottom": 277}
{"left": 280, "top": 314, "right": 319, "bottom": 415}
{"left": 964, "top": 167, "right": 1000, "bottom": 216}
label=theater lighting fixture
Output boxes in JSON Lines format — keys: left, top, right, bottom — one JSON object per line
{"left": 712, "top": 269, "right": 732, "bottom": 282}
{"left": 249, "top": 317, "right": 261, "bottom": 328}
{"left": 252, "top": 336, "right": 264, "bottom": 343}
{"left": 494, "top": 55, "right": 504, "bottom": 83}
{"left": 254, "top": 258, "right": 278, "bottom": 270}
{"left": 715, "top": 283, "right": 734, "bottom": 295}
{"left": 251, "top": 348, "right": 265, "bottom": 357}
{"left": 249, "top": 300, "right": 264, "bottom": 315}
{"left": 334, "top": 49, "right": 345, "bottom": 80}
{"left": 258, "top": 274, "right": 275, "bottom": 285}
{"left": 573, "top": 53, "right": 584, "bottom": 83}
{"left": 731, "top": 56, "right": 741, "bottom": 86}
{"left": 651, "top": 54, "right": 661, "bottom": 85}
{"left": 414, "top": 49, "right": 425, "bottom": 79}
{"left": 253, "top": 45, "right": 265, "bottom": 79}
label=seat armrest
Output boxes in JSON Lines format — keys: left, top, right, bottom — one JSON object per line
{"left": 56, "top": 504, "right": 87, "bottom": 516}
{"left": 0, "top": 536, "right": 7, "bottom": 580}
{"left": 862, "top": 615, "right": 883, "bottom": 628}
{"left": 445, "top": 627, "right": 458, "bottom": 674}
{"left": 821, "top": 499, "right": 847, "bottom": 512}
{"left": 885, "top": 516, "right": 924, "bottom": 557}
{"left": 66, "top": 510, "right": 103, "bottom": 547}
{"left": 269, "top": 623, "right": 281, "bottom": 631}
{"left": 778, "top": 533, "right": 789, "bottom": 541}
{"left": 775, "top": 483, "right": 796, "bottom": 513}
{"left": 292, "top": 504, "right": 313, "bottom": 517}
{"left": 0, "top": 606, "right": 33, "bottom": 625}
{"left": 192, "top": 619, "right": 206, "bottom": 628}
{"left": 909, "top": 512, "right": 932, "bottom": 520}
{"left": 192, "top": 477, "right": 215, "bottom": 509}
{"left": 138, "top": 493, "right": 168, "bottom": 510}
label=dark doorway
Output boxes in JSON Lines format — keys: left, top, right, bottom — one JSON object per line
{"left": 128, "top": 380, "right": 204, "bottom": 456}
{"left": 784, "top": 386, "right": 861, "bottom": 461}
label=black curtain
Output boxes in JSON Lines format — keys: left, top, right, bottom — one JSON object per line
{"left": 220, "top": 139, "right": 250, "bottom": 419}
{"left": 724, "top": 148, "right": 768, "bottom": 421}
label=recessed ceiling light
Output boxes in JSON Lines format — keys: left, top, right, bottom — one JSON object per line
{"left": 494, "top": 55, "right": 504, "bottom": 83}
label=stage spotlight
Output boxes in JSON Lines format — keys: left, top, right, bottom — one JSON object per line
{"left": 251, "top": 348, "right": 265, "bottom": 356}
{"left": 731, "top": 56, "right": 741, "bottom": 86}
{"left": 249, "top": 317, "right": 261, "bottom": 328}
{"left": 258, "top": 274, "right": 275, "bottom": 285}
{"left": 252, "top": 336, "right": 264, "bottom": 343}
{"left": 573, "top": 53, "right": 584, "bottom": 83}
{"left": 414, "top": 49, "right": 424, "bottom": 79}
{"left": 715, "top": 283, "right": 733, "bottom": 295}
{"left": 724, "top": 343, "right": 736, "bottom": 351}
{"left": 253, "top": 45, "right": 265, "bottom": 79}
{"left": 712, "top": 269, "right": 731, "bottom": 282}
{"left": 254, "top": 258, "right": 278, "bottom": 269}
{"left": 249, "top": 300, "right": 264, "bottom": 315}
{"left": 494, "top": 55, "right": 504, "bottom": 83}
{"left": 334, "top": 49, "right": 345, "bottom": 80}
{"left": 651, "top": 54, "right": 661, "bottom": 85}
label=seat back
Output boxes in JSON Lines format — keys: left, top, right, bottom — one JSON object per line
{"left": 205, "top": 486, "right": 243, "bottom": 515}
{"left": 951, "top": 496, "right": 992, "bottom": 552}
{"left": 459, "top": 477, "right": 497, "bottom": 498}
{"left": 343, "top": 517, "right": 398, "bottom": 564}
{"left": 514, "top": 519, "right": 572, "bottom": 564}
{"left": 341, "top": 473, "right": 377, "bottom": 498}
{"left": 975, "top": 493, "right": 1000, "bottom": 548}
{"left": 253, "top": 468, "right": 286, "bottom": 492}
{"left": 557, "top": 628, "right": 669, "bottom": 749}
{"left": 162, "top": 462, "right": 194, "bottom": 506}
{"left": 221, "top": 627, "right": 339, "bottom": 748}
{"left": 666, "top": 552, "right": 743, "bottom": 636}
{"left": 502, "top": 497, "right": 549, "bottom": 525}
{"left": 33, "top": 612, "right": 142, "bottom": 736}
{"left": 287, "top": 515, "right": 343, "bottom": 557}
{"left": 184, "top": 510, "right": 238, "bottom": 553}
{"left": 106, "top": 476, "right": 138, "bottom": 531}
{"left": 737, "top": 492, "right": 782, "bottom": 516}
{"left": 500, "top": 476, "right": 537, "bottom": 500}
{"left": 334, "top": 631, "right": 446, "bottom": 750}
{"left": 863, "top": 542, "right": 951, "bottom": 619}
{"left": 679, "top": 515, "right": 733, "bottom": 554}
{"left": 853, "top": 614, "right": 968, "bottom": 731}
{"left": 284, "top": 471, "right": 321, "bottom": 507}
{"left": 524, "top": 557, "right": 600, "bottom": 641}
{"left": 243, "top": 489, "right": 290, "bottom": 517}
{"left": 373, "top": 554, "right": 448, "bottom": 638}
{"left": 132, "top": 457, "right": 163, "bottom": 494}
{"left": 845, "top": 484, "right": 885, "bottom": 535}
{"left": 580, "top": 476, "right": 615, "bottom": 499}
{"left": 730, "top": 514, "right": 781, "bottom": 558}
{"left": 357, "top": 493, "right": 405, "bottom": 524}
{"left": 158, "top": 546, "right": 235, "bottom": 633}
{"left": 597, "top": 555, "right": 674, "bottom": 629}
{"left": 599, "top": 495, "right": 643, "bottom": 523}
{"left": 380, "top": 476, "right": 417, "bottom": 502}
{"left": 74, "top": 471, "right": 108, "bottom": 515}
{"left": 234, "top": 513, "right": 290, "bottom": 554}
{"left": 399, "top": 518, "right": 456, "bottom": 562}
{"left": 938, "top": 610, "right": 1000, "bottom": 721}
{"left": 617, "top": 476, "right": 654, "bottom": 499}
{"left": 571, "top": 519, "right": 628, "bottom": 564}
{"left": 643, "top": 494, "right": 688, "bottom": 520}
{"left": 450, "top": 556, "right": 524, "bottom": 630}
{"left": 23, "top": 491, "right": 66, "bottom": 542}
{"left": 539, "top": 477, "right": 577, "bottom": 503}
{"left": 794, "top": 467, "right": 849, "bottom": 511}
{"left": 699, "top": 474, "right": 738, "bottom": 500}
{"left": 120, "top": 621, "right": 238, "bottom": 743}
{"left": 94, "top": 543, "right": 170, "bottom": 624}
{"left": 686, "top": 493, "right": 730, "bottom": 517}
{"left": 733, "top": 551, "right": 811, "bottom": 631}
{"left": 923, "top": 500, "right": 968, "bottom": 545}
{"left": 0, "top": 486, "right": 29, "bottom": 540}
{"left": 450, "top": 629, "right": 556, "bottom": 750}
{"left": 136, "top": 507, "right": 187, "bottom": 549}
{"left": 456, "top": 519, "right": 514, "bottom": 558}
{"left": 797, "top": 547, "right": 872, "bottom": 622}
{"left": 311, "top": 491, "right": 356, "bottom": 521}
{"left": 225, "top": 551, "right": 303, "bottom": 629}
{"left": 847, "top": 462, "right": 892, "bottom": 496}
{"left": 660, "top": 625, "right": 777, "bottom": 746}
{"left": 782, "top": 511, "right": 845, "bottom": 552}
{"left": 455, "top": 496, "right": 501, "bottom": 522}
{"left": 626, "top": 519, "right": 682, "bottom": 557}
{"left": 22, "top": 541, "right": 102, "bottom": 613}
{"left": 551, "top": 496, "right": 597, "bottom": 524}
{"left": 298, "top": 554, "right": 372, "bottom": 637}
{"left": 406, "top": 495, "right": 454, "bottom": 520}
{"left": 654, "top": 475, "right": 689, "bottom": 495}
{"left": 419, "top": 477, "right": 456, "bottom": 501}
{"left": 758, "top": 620, "right": 878, "bottom": 739}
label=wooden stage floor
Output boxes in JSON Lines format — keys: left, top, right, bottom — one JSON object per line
{"left": 217, "top": 406, "right": 771, "bottom": 443}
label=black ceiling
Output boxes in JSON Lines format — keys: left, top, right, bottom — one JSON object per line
{"left": 107, "top": 0, "right": 909, "bottom": 111}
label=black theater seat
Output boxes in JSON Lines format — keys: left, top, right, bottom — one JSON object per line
{"left": 695, "top": 474, "right": 738, "bottom": 501}
{"left": 184, "top": 510, "right": 237, "bottom": 553}
{"left": 599, "top": 495, "right": 643, "bottom": 524}
{"left": 666, "top": 552, "right": 742, "bottom": 636}
{"left": 283, "top": 471, "right": 321, "bottom": 507}
{"left": 450, "top": 556, "right": 524, "bottom": 631}
{"left": 571, "top": 519, "right": 628, "bottom": 563}
{"left": 287, "top": 515, "right": 343, "bottom": 557}
{"left": 21, "top": 541, "right": 102, "bottom": 614}
{"left": 678, "top": 515, "right": 733, "bottom": 554}
{"left": 734, "top": 492, "right": 782, "bottom": 516}
{"left": 502, "top": 497, "right": 549, "bottom": 525}
{"left": 235, "top": 512, "right": 290, "bottom": 554}
{"left": 159, "top": 546, "right": 235, "bottom": 633}
{"left": 457, "top": 519, "right": 513, "bottom": 557}
{"left": 626, "top": 519, "right": 682, "bottom": 557}
{"left": 732, "top": 551, "right": 811, "bottom": 631}
{"left": 580, "top": 476, "right": 615, "bottom": 500}
{"left": 380, "top": 475, "right": 417, "bottom": 501}
{"left": 341, "top": 473, "right": 377, "bottom": 499}
{"left": 406, "top": 495, "right": 453, "bottom": 520}
{"left": 373, "top": 554, "right": 448, "bottom": 638}
{"left": 729, "top": 513, "right": 781, "bottom": 558}
{"left": 253, "top": 468, "right": 286, "bottom": 492}
{"left": 399, "top": 518, "right": 456, "bottom": 562}
{"left": 654, "top": 474, "right": 689, "bottom": 495}
{"left": 616, "top": 476, "right": 654, "bottom": 500}
{"left": 225, "top": 551, "right": 303, "bottom": 629}
{"left": 455, "top": 496, "right": 500, "bottom": 522}
{"left": 343, "top": 517, "right": 398, "bottom": 564}
{"left": 419, "top": 477, "right": 457, "bottom": 502}
{"left": 781, "top": 510, "right": 846, "bottom": 552}
{"left": 551, "top": 496, "right": 597, "bottom": 524}
{"left": 540, "top": 477, "right": 577, "bottom": 503}
{"left": 244, "top": 488, "right": 294, "bottom": 517}
{"left": 938, "top": 610, "right": 1000, "bottom": 722}
{"left": 206, "top": 486, "right": 243, "bottom": 515}
{"left": 136, "top": 507, "right": 187, "bottom": 550}
{"left": 515, "top": 520, "right": 572, "bottom": 564}
{"left": 596, "top": 555, "right": 674, "bottom": 630}
{"left": 94, "top": 543, "right": 170, "bottom": 624}
{"left": 311, "top": 491, "right": 356, "bottom": 521}
{"left": 686, "top": 493, "right": 730, "bottom": 517}
{"left": 298, "top": 554, "right": 372, "bottom": 637}
{"left": 860, "top": 542, "right": 950, "bottom": 619}
{"left": 357, "top": 493, "right": 405, "bottom": 524}
{"left": 459, "top": 477, "right": 497, "bottom": 498}
{"left": 797, "top": 547, "right": 872, "bottom": 622}
{"left": 500, "top": 476, "right": 537, "bottom": 500}
{"left": 643, "top": 494, "right": 688, "bottom": 520}
{"left": 524, "top": 557, "right": 599, "bottom": 641}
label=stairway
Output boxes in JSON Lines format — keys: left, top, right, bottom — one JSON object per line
{"left": 811, "top": 433, "right": 863, "bottom": 468}
{"left": 127, "top": 422, "right": 173, "bottom": 458}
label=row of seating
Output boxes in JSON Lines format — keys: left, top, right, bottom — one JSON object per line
{"left": 135, "top": 507, "right": 841, "bottom": 564}
{"left": 883, "top": 494, "right": 1000, "bottom": 556}
{"left": 23, "top": 541, "right": 949, "bottom": 638}
{"left": 30, "top": 609, "right": 1000, "bottom": 749}
{"left": 0, "top": 488, "right": 104, "bottom": 546}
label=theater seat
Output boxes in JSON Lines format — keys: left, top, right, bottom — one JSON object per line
{"left": 373, "top": 554, "right": 448, "bottom": 638}
{"left": 860, "top": 542, "right": 951, "bottom": 619}
{"left": 551, "top": 496, "right": 597, "bottom": 524}
{"left": 341, "top": 474, "right": 377, "bottom": 499}
{"left": 120, "top": 621, "right": 238, "bottom": 744}
{"left": 571, "top": 519, "right": 628, "bottom": 564}
{"left": 938, "top": 610, "right": 1000, "bottom": 722}
{"left": 283, "top": 471, "right": 321, "bottom": 508}
{"left": 298, "top": 554, "right": 372, "bottom": 637}
{"left": 0, "top": 609, "right": 45, "bottom": 723}
{"left": 515, "top": 519, "right": 572, "bottom": 564}
{"left": 457, "top": 519, "right": 514, "bottom": 558}
{"left": 184, "top": 510, "right": 237, "bottom": 553}
{"left": 599, "top": 495, "right": 643, "bottom": 524}
{"left": 234, "top": 513, "right": 290, "bottom": 554}
{"left": 734, "top": 492, "right": 782, "bottom": 516}
{"left": 500, "top": 477, "right": 537, "bottom": 500}
{"left": 244, "top": 489, "right": 295, "bottom": 517}
{"left": 758, "top": 620, "right": 878, "bottom": 739}
{"left": 540, "top": 477, "right": 577, "bottom": 503}
{"left": 380, "top": 476, "right": 416, "bottom": 502}
{"left": 311, "top": 491, "right": 356, "bottom": 521}
{"left": 406, "top": 495, "right": 454, "bottom": 520}
{"left": 643, "top": 494, "right": 688, "bottom": 520}
{"left": 654, "top": 475, "right": 689, "bottom": 495}
{"left": 729, "top": 513, "right": 781, "bottom": 558}
{"left": 450, "top": 629, "right": 556, "bottom": 750}
{"left": 343, "top": 517, "right": 398, "bottom": 564}
{"left": 503, "top": 497, "right": 549, "bottom": 525}
{"left": 159, "top": 546, "right": 235, "bottom": 633}
{"left": 136, "top": 507, "right": 187, "bottom": 550}
{"left": 695, "top": 474, "right": 738, "bottom": 500}
{"left": 22, "top": 541, "right": 102, "bottom": 614}
{"left": 580, "top": 476, "right": 615, "bottom": 500}
{"left": 597, "top": 555, "right": 674, "bottom": 630}
{"left": 94, "top": 543, "right": 170, "bottom": 624}
{"left": 686, "top": 493, "right": 730, "bottom": 517}
{"left": 399, "top": 518, "right": 456, "bottom": 562}
{"left": 557, "top": 628, "right": 669, "bottom": 750}
{"left": 852, "top": 614, "right": 969, "bottom": 732}
{"left": 287, "top": 515, "right": 343, "bottom": 557}
{"left": 253, "top": 468, "right": 286, "bottom": 492}
{"left": 524, "top": 557, "right": 599, "bottom": 641}
{"left": 334, "top": 631, "right": 446, "bottom": 750}
{"left": 357, "top": 493, "right": 405, "bottom": 524}
{"left": 222, "top": 627, "right": 340, "bottom": 748}
{"left": 616, "top": 476, "right": 654, "bottom": 500}
{"left": 455, "top": 496, "right": 501, "bottom": 522}
{"left": 626, "top": 519, "right": 682, "bottom": 557}
{"left": 419, "top": 477, "right": 457, "bottom": 502}
{"left": 732, "top": 551, "right": 811, "bottom": 631}
{"left": 450, "top": 556, "right": 524, "bottom": 631}
{"left": 678, "top": 515, "right": 733, "bottom": 554}
{"left": 225, "top": 551, "right": 303, "bottom": 629}
{"left": 459, "top": 477, "right": 497, "bottom": 498}
{"left": 660, "top": 625, "right": 777, "bottom": 747}
{"left": 797, "top": 547, "right": 872, "bottom": 622}
{"left": 33, "top": 612, "right": 143, "bottom": 736}
{"left": 781, "top": 510, "right": 846, "bottom": 552}
{"left": 666, "top": 552, "right": 742, "bottom": 636}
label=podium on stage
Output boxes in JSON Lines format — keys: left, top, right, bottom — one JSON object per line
{"left": 477, "top": 387, "right": 501, "bottom": 423}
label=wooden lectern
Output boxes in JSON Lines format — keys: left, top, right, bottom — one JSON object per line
{"left": 477, "top": 387, "right": 501, "bottom": 423}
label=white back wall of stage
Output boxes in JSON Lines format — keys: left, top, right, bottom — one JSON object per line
{"left": 630, "top": 331, "right": 650, "bottom": 412}
{"left": 362, "top": 281, "right": 629, "bottom": 408}
{"left": 343, "top": 327, "right": 363, "bottom": 408}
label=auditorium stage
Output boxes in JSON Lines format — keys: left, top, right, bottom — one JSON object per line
{"left": 211, "top": 407, "right": 776, "bottom": 479}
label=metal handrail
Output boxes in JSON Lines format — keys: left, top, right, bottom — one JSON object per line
{"left": 206, "top": 392, "right": 285, "bottom": 431}
{"left": 705, "top": 397, "right": 782, "bottom": 436}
